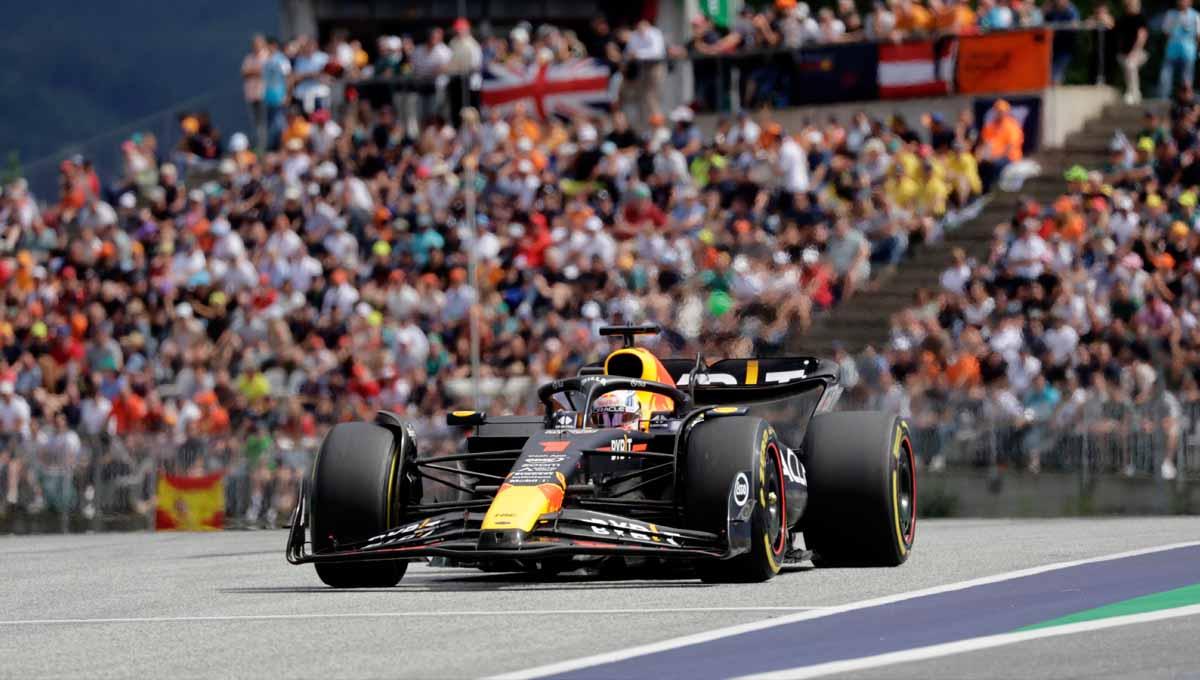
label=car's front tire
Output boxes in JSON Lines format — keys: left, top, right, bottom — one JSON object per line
{"left": 683, "top": 415, "right": 788, "bottom": 583}
{"left": 309, "top": 422, "right": 410, "bottom": 587}
{"left": 802, "top": 411, "right": 916, "bottom": 567}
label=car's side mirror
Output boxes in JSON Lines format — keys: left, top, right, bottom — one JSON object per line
{"left": 446, "top": 410, "right": 487, "bottom": 427}
{"left": 648, "top": 411, "right": 673, "bottom": 428}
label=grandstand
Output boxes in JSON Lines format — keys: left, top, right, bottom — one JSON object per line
{"left": 1, "top": 0, "right": 1196, "bottom": 534}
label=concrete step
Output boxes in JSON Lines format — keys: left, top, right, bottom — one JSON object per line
{"left": 1039, "top": 148, "right": 1112, "bottom": 168}
{"left": 1061, "top": 129, "right": 1124, "bottom": 152}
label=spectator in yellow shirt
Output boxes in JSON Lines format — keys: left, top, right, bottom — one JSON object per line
{"left": 944, "top": 143, "right": 983, "bottom": 205}
{"left": 237, "top": 368, "right": 272, "bottom": 403}
{"left": 918, "top": 153, "right": 951, "bottom": 216}
{"left": 885, "top": 159, "right": 921, "bottom": 212}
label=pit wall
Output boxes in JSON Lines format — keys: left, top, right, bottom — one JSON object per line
{"left": 920, "top": 471, "right": 1197, "bottom": 518}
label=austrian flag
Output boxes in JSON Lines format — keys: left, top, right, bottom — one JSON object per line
{"left": 877, "top": 40, "right": 956, "bottom": 99}
{"left": 481, "top": 58, "right": 612, "bottom": 120}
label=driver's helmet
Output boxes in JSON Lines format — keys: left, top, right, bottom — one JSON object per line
{"left": 591, "top": 390, "right": 643, "bottom": 430}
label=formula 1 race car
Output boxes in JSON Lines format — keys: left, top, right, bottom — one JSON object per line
{"left": 286, "top": 324, "right": 917, "bottom": 586}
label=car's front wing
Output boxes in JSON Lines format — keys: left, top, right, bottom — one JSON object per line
{"left": 287, "top": 479, "right": 755, "bottom": 565}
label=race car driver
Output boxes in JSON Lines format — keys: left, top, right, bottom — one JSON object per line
{"left": 590, "top": 390, "right": 646, "bottom": 431}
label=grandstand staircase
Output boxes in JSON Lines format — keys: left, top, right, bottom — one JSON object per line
{"left": 793, "top": 100, "right": 1161, "bottom": 356}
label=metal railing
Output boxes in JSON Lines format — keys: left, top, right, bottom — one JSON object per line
{"left": 346, "top": 25, "right": 1115, "bottom": 124}
{"left": 839, "top": 388, "right": 1194, "bottom": 480}
{"left": 2, "top": 383, "right": 1192, "bottom": 535}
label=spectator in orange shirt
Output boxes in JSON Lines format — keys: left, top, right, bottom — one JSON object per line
{"left": 195, "top": 390, "right": 231, "bottom": 435}
{"left": 508, "top": 101, "right": 543, "bottom": 144}
{"left": 111, "top": 382, "right": 148, "bottom": 435}
{"left": 977, "top": 99, "right": 1024, "bottom": 192}
{"left": 933, "top": 0, "right": 978, "bottom": 33}
{"left": 893, "top": 0, "right": 935, "bottom": 35}
{"left": 945, "top": 349, "right": 982, "bottom": 388}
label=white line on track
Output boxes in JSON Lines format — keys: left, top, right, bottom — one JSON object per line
{"left": 734, "top": 604, "right": 1200, "bottom": 679}
{"left": 0, "top": 606, "right": 826, "bottom": 627}
{"left": 490, "top": 540, "right": 1200, "bottom": 680}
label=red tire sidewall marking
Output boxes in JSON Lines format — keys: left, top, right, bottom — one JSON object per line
{"left": 767, "top": 441, "right": 787, "bottom": 555}
{"left": 903, "top": 436, "right": 916, "bottom": 546}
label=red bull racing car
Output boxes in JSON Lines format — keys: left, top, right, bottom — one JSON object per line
{"left": 286, "top": 324, "right": 917, "bottom": 586}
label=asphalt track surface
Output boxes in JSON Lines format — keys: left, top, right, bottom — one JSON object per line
{"left": 2, "top": 517, "right": 1198, "bottom": 679}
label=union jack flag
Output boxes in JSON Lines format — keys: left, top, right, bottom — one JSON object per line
{"left": 481, "top": 58, "right": 612, "bottom": 120}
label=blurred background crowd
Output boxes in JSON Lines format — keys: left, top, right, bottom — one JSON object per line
{"left": 1, "top": 0, "right": 1195, "bottom": 529}
{"left": 850, "top": 97, "right": 1200, "bottom": 482}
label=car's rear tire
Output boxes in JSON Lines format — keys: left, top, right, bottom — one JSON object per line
{"left": 683, "top": 416, "right": 788, "bottom": 583}
{"left": 802, "top": 412, "right": 916, "bottom": 567}
{"left": 309, "top": 422, "right": 410, "bottom": 587}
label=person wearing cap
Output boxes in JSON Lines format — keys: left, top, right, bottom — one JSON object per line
{"left": 1108, "top": 136, "right": 1157, "bottom": 188}
{"left": 669, "top": 106, "right": 702, "bottom": 155}
{"left": 1063, "top": 164, "right": 1089, "bottom": 191}
{"left": 800, "top": 247, "right": 835, "bottom": 314}
{"left": 977, "top": 99, "right": 1024, "bottom": 192}
{"left": 670, "top": 185, "right": 706, "bottom": 234}
{"left": 943, "top": 138, "right": 982, "bottom": 205}
{"left": 617, "top": 183, "right": 667, "bottom": 238}
{"left": 1176, "top": 190, "right": 1198, "bottom": 228}
{"left": 761, "top": 122, "right": 810, "bottom": 196}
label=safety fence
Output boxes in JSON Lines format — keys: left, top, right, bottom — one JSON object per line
{"left": 2, "top": 387, "right": 1195, "bottom": 534}
{"left": 0, "top": 422, "right": 464, "bottom": 535}
{"left": 839, "top": 390, "right": 1195, "bottom": 480}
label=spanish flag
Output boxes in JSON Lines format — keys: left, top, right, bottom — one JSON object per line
{"left": 155, "top": 472, "right": 225, "bottom": 531}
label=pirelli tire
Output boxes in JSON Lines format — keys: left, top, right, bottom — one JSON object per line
{"left": 309, "top": 422, "right": 411, "bottom": 588}
{"left": 684, "top": 415, "right": 789, "bottom": 583}
{"left": 802, "top": 411, "right": 916, "bottom": 567}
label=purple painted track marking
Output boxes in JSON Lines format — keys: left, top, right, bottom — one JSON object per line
{"left": 553, "top": 544, "right": 1200, "bottom": 679}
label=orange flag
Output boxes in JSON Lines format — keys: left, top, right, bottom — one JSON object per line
{"left": 955, "top": 29, "right": 1052, "bottom": 94}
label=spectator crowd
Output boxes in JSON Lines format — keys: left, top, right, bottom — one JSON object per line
{"left": 3, "top": 2, "right": 1197, "bottom": 531}
{"left": 0, "top": 18, "right": 993, "bottom": 527}
{"left": 842, "top": 97, "right": 1200, "bottom": 481}
{"left": 233, "top": 0, "right": 1121, "bottom": 140}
